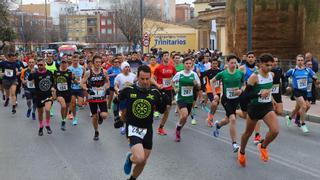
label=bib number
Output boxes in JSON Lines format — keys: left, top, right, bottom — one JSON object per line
{"left": 258, "top": 90, "right": 272, "bottom": 103}
{"left": 307, "top": 83, "right": 312, "bottom": 92}
{"left": 162, "top": 78, "right": 171, "bottom": 88}
{"left": 57, "top": 83, "right": 68, "bottom": 91}
{"left": 27, "top": 81, "right": 35, "bottom": 89}
{"left": 271, "top": 84, "right": 280, "bottom": 94}
{"left": 226, "top": 88, "right": 239, "bottom": 99}
{"left": 92, "top": 87, "right": 106, "bottom": 97}
{"left": 181, "top": 86, "right": 193, "bottom": 97}
{"left": 4, "top": 69, "right": 13, "bottom": 77}
{"left": 297, "top": 78, "right": 307, "bottom": 89}
{"left": 128, "top": 125, "right": 147, "bottom": 139}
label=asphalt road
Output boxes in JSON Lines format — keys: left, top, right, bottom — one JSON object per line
{"left": 1, "top": 98, "right": 320, "bottom": 180}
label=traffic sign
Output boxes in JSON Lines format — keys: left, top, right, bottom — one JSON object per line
{"left": 143, "top": 39, "right": 150, "bottom": 47}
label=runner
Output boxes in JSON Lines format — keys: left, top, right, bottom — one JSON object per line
{"left": 285, "top": 55, "right": 319, "bottom": 132}
{"left": 238, "top": 53, "right": 279, "bottom": 167}
{"left": 173, "top": 57, "right": 201, "bottom": 142}
{"left": 28, "top": 58, "right": 55, "bottom": 136}
{"left": 107, "top": 57, "right": 121, "bottom": 116}
{"left": 0, "top": 52, "right": 20, "bottom": 114}
{"left": 114, "top": 62, "right": 136, "bottom": 134}
{"left": 0, "top": 53, "right": 5, "bottom": 101}
{"left": 68, "top": 54, "right": 85, "bottom": 125}
{"left": 210, "top": 54, "right": 244, "bottom": 152}
{"left": 204, "top": 57, "right": 222, "bottom": 127}
{"left": 45, "top": 52, "right": 59, "bottom": 117}
{"left": 271, "top": 57, "right": 284, "bottom": 115}
{"left": 81, "top": 55, "right": 109, "bottom": 140}
{"left": 20, "top": 58, "right": 37, "bottom": 120}
{"left": 121, "top": 65, "right": 166, "bottom": 180}
{"left": 54, "top": 59, "right": 73, "bottom": 131}
{"left": 153, "top": 51, "right": 176, "bottom": 135}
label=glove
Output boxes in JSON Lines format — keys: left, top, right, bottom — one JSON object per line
{"left": 87, "top": 89, "right": 95, "bottom": 95}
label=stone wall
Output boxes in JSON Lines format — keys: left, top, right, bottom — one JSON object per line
{"left": 226, "top": 0, "right": 307, "bottom": 59}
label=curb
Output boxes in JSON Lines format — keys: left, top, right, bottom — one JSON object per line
{"left": 283, "top": 109, "right": 320, "bottom": 123}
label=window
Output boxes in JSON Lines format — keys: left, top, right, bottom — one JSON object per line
{"left": 101, "top": 19, "right": 106, "bottom": 26}
{"left": 107, "top": 28, "right": 112, "bottom": 34}
{"left": 101, "top": 28, "right": 106, "bottom": 34}
{"left": 107, "top": 19, "right": 112, "bottom": 25}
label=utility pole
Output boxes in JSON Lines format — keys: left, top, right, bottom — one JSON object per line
{"left": 247, "top": 0, "right": 253, "bottom": 51}
{"left": 45, "top": 0, "right": 48, "bottom": 45}
{"left": 140, "top": 0, "right": 143, "bottom": 53}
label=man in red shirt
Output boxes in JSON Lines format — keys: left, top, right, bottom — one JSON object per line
{"left": 153, "top": 51, "right": 177, "bottom": 135}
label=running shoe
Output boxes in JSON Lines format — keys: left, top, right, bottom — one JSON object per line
{"left": 285, "top": 115, "right": 292, "bottom": 127}
{"left": 213, "top": 121, "right": 220, "bottom": 137}
{"left": 26, "top": 109, "right": 31, "bottom": 118}
{"left": 38, "top": 128, "right": 44, "bottom": 136}
{"left": 238, "top": 150, "right": 246, "bottom": 167}
{"left": 154, "top": 111, "right": 160, "bottom": 118}
{"left": 72, "top": 117, "right": 78, "bottom": 126}
{"left": 120, "top": 126, "right": 126, "bottom": 135}
{"left": 98, "top": 113, "right": 103, "bottom": 125}
{"left": 32, "top": 113, "right": 36, "bottom": 120}
{"left": 93, "top": 131, "right": 99, "bottom": 141}
{"left": 124, "top": 152, "right": 133, "bottom": 175}
{"left": 157, "top": 128, "right": 167, "bottom": 136}
{"left": 12, "top": 109, "right": 16, "bottom": 114}
{"left": 300, "top": 124, "right": 309, "bottom": 133}
{"left": 2, "top": 95, "right": 5, "bottom": 101}
{"left": 232, "top": 143, "right": 240, "bottom": 153}
{"left": 191, "top": 119, "right": 197, "bottom": 125}
{"left": 253, "top": 135, "right": 262, "bottom": 145}
{"left": 45, "top": 126, "right": 52, "bottom": 134}
{"left": 61, "top": 121, "right": 66, "bottom": 131}
{"left": 175, "top": 128, "right": 181, "bottom": 142}
{"left": 68, "top": 114, "right": 73, "bottom": 121}
{"left": 258, "top": 143, "right": 269, "bottom": 162}
{"left": 4, "top": 98, "right": 9, "bottom": 107}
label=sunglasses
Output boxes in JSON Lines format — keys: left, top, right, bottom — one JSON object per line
{"left": 38, "top": 64, "right": 44, "bottom": 67}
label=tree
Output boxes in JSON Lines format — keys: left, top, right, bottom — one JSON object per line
{"left": 114, "top": 0, "right": 162, "bottom": 51}
{"left": 0, "top": 1, "right": 16, "bottom": 44}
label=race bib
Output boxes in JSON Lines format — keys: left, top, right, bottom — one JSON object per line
{"left": 162, "top": 78, "right": 171, "bottom": 88}
{"left": 27, "top": 81, "right": 35, "bottom": 89}
{"left": 258, "top": 90, "right": 272, "bottom": 103}
{"left": 128, "top": 124, "right": 147, "bottom": 139}
{"left": 307, "top": 83, "right": 312, "bottom": 92}
{"left": 297, "top": 78, "right": 307, "bottom": 89}
{"left": 226, "top": 87, "right": 239, "bottom": 99}
{"left": 57, "top": 83, "right": 68, "bottom": 91}
{"left": 214, "top": 81, "right": 220, "bottom": 88}
{"left": 4, "top": 69, "right": 13, "bottom": 77}
{"left": 181, "top": 86, "right": 193, "bottom": 97}
{"left": 92, "top": 87, "right": 106, "bottom": 97}
{"left": 271, "top": 84, "right": 280, "bottom": 94}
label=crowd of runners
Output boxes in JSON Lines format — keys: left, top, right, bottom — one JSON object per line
{"left": 0, "top": 49, "right": 319, "bottom": 179}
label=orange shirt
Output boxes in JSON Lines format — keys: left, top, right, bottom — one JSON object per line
{"left": 149, "top": 64, "right": 159, "bottom": 78}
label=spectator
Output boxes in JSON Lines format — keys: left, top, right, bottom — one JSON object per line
{"left": 305, "top": 52, "right": 318, "bottom": 104}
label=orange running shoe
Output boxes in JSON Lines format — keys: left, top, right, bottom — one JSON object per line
{"left": 157, "top": 128, "right": 167, "bottom": 136}
{"left": 238, "top": 150, "right": 246, "bottom": 167}
{"left": 258, "top": 143, "right": 269, "bottom": 162}
{"left": 254, "top": 135, "right": 262, "bottom": 145}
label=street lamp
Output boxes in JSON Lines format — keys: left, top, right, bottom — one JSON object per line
{"left": 140, "top": 0, "right": 143, "bottom": 53}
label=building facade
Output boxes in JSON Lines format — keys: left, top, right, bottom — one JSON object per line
{"left": 176, "top": 3, "right": 191, "bottom": 23}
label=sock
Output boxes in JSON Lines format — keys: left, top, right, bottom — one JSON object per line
{"left": 240, "top": 150, "right": 245, "bottom": 155}
{"left": 39, "top": 121, "right": 44, "bottom": 128}
{"left": 129, "top": 175, "right": 136, "bottom": 180}
{"left": 176, "top": 123, "right": 182, "bottom": 131}
{"left": 12, "top": 105, "right": 16, "bottom": 110}
{"left": 261, "top": 143, "right": 266, "bottom": 149}
{"left": 159, "top": 124, "right": 164, "bottom": 129}
{"left": 301, "top": 123, "right": 306, "bottom": 126}
{"left": 46, "top": 119, "right": 50, "bottom": 127}
{"left": 216, "top": 122, "right": 221, "bottom": 129}
{"left": 255, "top": 132, "right": 260, "bottom": 137}
{"left": 232, "top": 141, "right": 237, "bottom": 145}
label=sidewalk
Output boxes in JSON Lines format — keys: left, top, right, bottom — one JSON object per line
{"left": 282, "top": 95, "right": 320, "bottom": 123}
